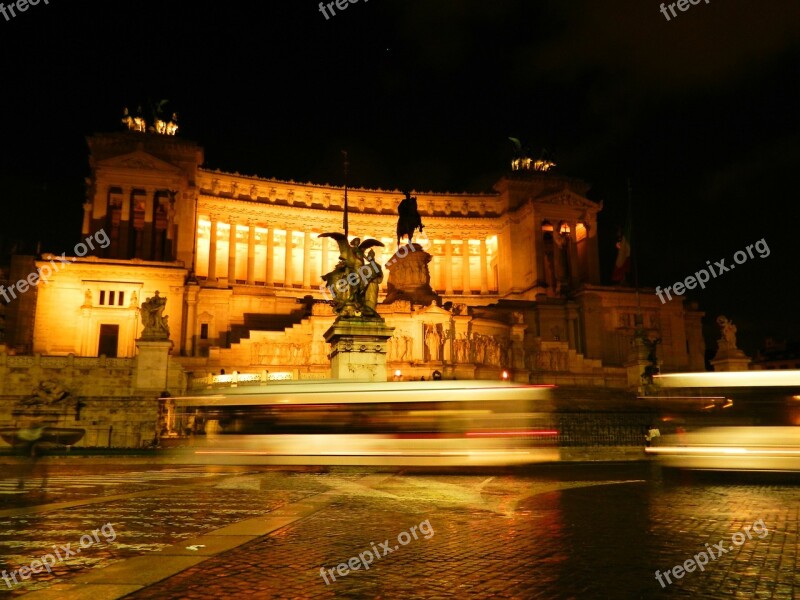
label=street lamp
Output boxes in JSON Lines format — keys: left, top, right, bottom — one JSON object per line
{"left": 502, "top": 370, "right": 509, "bottom": 382}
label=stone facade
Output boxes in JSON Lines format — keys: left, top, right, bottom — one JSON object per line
{"left": 1, "top": 130, "right": 706, "bottom": 396}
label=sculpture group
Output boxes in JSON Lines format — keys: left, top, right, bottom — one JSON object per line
{"left": 140, "top": 291, "right": 170, "bottom": 340}
{"left": 319, "top": 234, "right": 385, "bottom": 318}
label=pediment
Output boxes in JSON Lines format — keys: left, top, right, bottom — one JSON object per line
{"left": 535, "top": 190, "right": 600, "bottom": 211}
{"left": 97, "top": 150, "right": 183, "bottom": 174}
{"left": 417, "top": 304, "right": 453, "bottom": 319}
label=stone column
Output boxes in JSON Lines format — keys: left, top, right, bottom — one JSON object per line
{"left": 444, "top": 238, "right": 454, "bottom": 295}
{"left": 587, "top": 221, "right": 601, "bottom": 284}
{"left": 568, "top": 222, "right": 580, "bottom": 287}
{"left": 265, "top": 227, "right": 274, "bottom": 285}
{"left": 119, "top": 186, "right": 132, "bottom": 259}
{"left": 246, "top": 222, "right": 256, "bottom": 285}
{"left": 321, "top": 235, "right": 329, "bottom": 274}
{"left": 184, "top": 283, "right": 199, "bottom": 356}
{"left": 535, "top": 225, "right": 546, "bottom": 286}
{"left": 479, "top": 237, "right": 489, "bottom": 294}
{"left": 461, "top": 238, "right": 471, "bottom": 294}
{"left": 81, "top": 202, "right": 92, "bottom": 236}
{"left": 284, "top": 229, "right": 294, "bottom": 287}
{"left": 227, "top": 221, "right": 237, "bottom": 284}
{"left": 142, "top": 188, "right": 155, "bottom": 260}
{"left": 303, "top": 229, "right": 312, "bottom": 288}
{"left": 207, "top": 216, "right": 218, "bottom": 282}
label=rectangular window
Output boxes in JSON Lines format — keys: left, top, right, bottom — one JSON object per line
{"left": 109, "top": 291, "right": 115, "bottom": 306}
{"left": 119, "top": 291, "right": 125, "bottom": 306}
{"left": 200, "top": 324, "right": 209, "bottom": 340}
{"left": 99, "top": 290, "right": 105, "bottom": 305}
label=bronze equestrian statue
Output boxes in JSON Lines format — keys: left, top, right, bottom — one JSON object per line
{"left": 397, "top": 191, "right": 424, "bottom": 244}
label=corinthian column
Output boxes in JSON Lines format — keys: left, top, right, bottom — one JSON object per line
{"left": 207, "top": 216, "right": 218, "bottom": 282}
{"left": 265, "top": 227, "right": 274, "bottom": 285}
{"left": 444, "top": 238, "right": 454, "bottom": 295}
{"left": 303, "top": 229, "right": 312, "bottom": 288}
{"left": 479, "top": 237, "right": 489, "bottom": 294}
{"left": 227, "top": 221, "right": 237, "bottom": 284}
{"left": 246, "top": 222, "right": 256, "bottom": 285}
{"left": 284, "top": 229, "right": 294, "bottom": 287}
{"left": 461, "top": 238, "right": 471, "bottom": 294}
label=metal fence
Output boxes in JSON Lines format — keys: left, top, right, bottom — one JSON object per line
{"left": 555, "top": 412, "right": 656, "bottom": 447}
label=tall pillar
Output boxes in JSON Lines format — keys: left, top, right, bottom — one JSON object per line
{"left": 265, "top": 227, "right": 275, "bottom": 285}
{"left": 568, "top": 222, "right": 580, "bottom": 288}
{"left": 444, "top": 238, "right": 454, "bottom": 295}
{"left": 227, "top": 222, "right": 237, "bottom": 284}
{"left": 81, "top": 202, "right": 92, "bottom": 236}
{"left": 479, "top": 237, "right": 489, "bottom": 294}
{"left": 535, "top": 226, "right": 546, "bottom": 286}
{"left": 587, "top": 222, "right": 601, "bottom": 284}
{"left": 246, "top": 222, "right": 256, "bottom": 285}
{"left": 184, "top": 284, "right": 199, "bottom": 356}
{"left": 461, "top": 238, "right": 471, "bottom": 294}
{"left": 321, "top": 235, "right": 329, "bottom": 275}
{"left": 284, "top": 229, "right": 294, "bottom": 287}
{"left": 207, "top": 216, "right": 218, "bottom": 282}
{"left": 302, "top": 229, "right": 312, "bottom": 288}
{"left": 119, "top": 187, "right": 132, "bottom": 259}
{"left": 141, "top": 188, "right": 155, "bottom": 260}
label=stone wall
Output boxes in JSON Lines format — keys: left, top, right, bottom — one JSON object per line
{"left": 0, "top": 345, "right": 187, "bottom": 448}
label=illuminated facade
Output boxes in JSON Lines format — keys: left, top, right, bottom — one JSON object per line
{"left": 9, "top": 131, "right": 705, "bottom": 388}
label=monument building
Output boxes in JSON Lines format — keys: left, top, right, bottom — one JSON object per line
{"left": 2, "top": 123, "right": 706, "bottom": 391}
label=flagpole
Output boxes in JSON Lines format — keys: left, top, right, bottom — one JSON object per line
{"left": 342, "top": 151, "right": 349, "bottom": 238}
{"left": 628, "top": 178, "right": 643, "bottom": 333}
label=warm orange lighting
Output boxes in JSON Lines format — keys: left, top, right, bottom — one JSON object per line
{"left": 502, "top": 370, "right": 509, "bottom": 380}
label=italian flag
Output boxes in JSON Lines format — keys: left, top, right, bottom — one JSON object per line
{"left": 612, "top": 218, "right": 631, "bottom": 283}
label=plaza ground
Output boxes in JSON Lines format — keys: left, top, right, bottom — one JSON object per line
{"left": 0, "top": 460, "right": 797, "bottom": 599}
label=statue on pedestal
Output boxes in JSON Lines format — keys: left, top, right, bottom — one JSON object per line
{"left": 140, "top": 291, "right": 170, "bottom": 340}
{"left": 716, "top": 315, "right": 738, "bottom": 351}
{"left": 397, "top": 191, "right": 424, "bottom": 244}
{"left": 319, "top": 232, "right": 385, "bottom": 318}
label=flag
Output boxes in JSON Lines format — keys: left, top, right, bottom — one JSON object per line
{"left": 612, "top": 217, "right": 631, "bottom": 284}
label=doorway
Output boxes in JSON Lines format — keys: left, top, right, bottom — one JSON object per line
{"left": 98, "top": 324, "right": 119, "bottom": 357}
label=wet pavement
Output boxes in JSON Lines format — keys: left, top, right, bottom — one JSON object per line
{"left": 0, "top": 460, "right": 798, "bottom": 598}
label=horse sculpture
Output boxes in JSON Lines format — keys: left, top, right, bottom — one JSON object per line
{"left": 397, "top": 191, "right": 424, "bottom": 244}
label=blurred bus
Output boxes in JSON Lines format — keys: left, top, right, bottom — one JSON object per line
{"left": 643, "top": 370, "right": 800, "bottom": 471}
{"left": 165, "top": 380, "right": 559, "bottom": 466}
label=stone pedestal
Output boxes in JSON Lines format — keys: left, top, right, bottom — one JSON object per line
{"left": 384, "top": 243, "right": 440, "bottom": 306}
{"left": 711, "top": 349, "right": 751, "bottom": 371}
{"left": 625, "top": 335, "right": 654, "bottom": 391}
{"left": 324, "top": 318, "right": 394, "bottom": 382}
{"left": 135, "top": 340, "right": 173, "bottom": 392}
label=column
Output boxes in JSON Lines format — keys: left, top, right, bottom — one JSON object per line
{"left": 461, "top": 238, "right": 471, "bottom": 294}
{"left": 119, "top": 187, "right": 132, "bottom": 259}
{"left": 534, "top": 225, "right": 546, "bottom": 286}
{"left": 265, "top": 227, "right": 275, "bottom": 285}
{"left": 81, "top": 202, "right": 92, "bottom": 235}
{"left": 479, "top": 237, "right": 489, "bottom": 294}
{"left": 142, "top": 188, "right": 155, "bottom": 260}
{"left": 321, "top": 235, "right": 329, "bottom": 275}
{"left": 302, "top": 229, "right": 312, "bottom": 288}
{"left": 246, "top": 222, "right": 256, "bottom": 285}
{"left": 207, "top": 216, "right": 218, "bottom": 282}
{"left": 568, "top": 222, "right": 580, "bottom": 287}
{"left": 184, "top": 286, "right": 198, "bottom": 356}
{"left": 444, "top": 238, "right": 454, "bottom": 295}
{"left": 227, "top": 221, "right": 237, "bottom": 284}
{"left": 284, "top": 229, "right": 294, "bottom": 287}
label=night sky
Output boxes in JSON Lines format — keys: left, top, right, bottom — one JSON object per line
{"left": 0, "top": 0, "right": 798, "bottom": 356}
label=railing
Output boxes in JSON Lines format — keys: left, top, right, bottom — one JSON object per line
{"left": 555, "top": 412, "right": 656, "bottom": 447}
{"left": 189, "top": 371, "right": 294, "bottom": 390}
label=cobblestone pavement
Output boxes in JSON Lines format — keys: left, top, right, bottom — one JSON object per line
{"left": 0, "top": 462, "right": 798, "bottom": 599}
